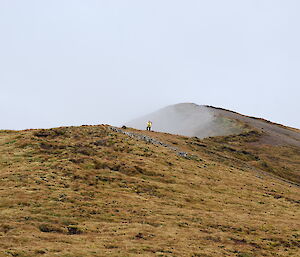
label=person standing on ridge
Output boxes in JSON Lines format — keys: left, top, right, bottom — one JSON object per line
{"left": 146, "top": 121, "right": 152, "bottom": 131}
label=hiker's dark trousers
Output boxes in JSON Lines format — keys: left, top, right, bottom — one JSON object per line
{"left": 146, "top": 127, "right": 151, "bottom": 131}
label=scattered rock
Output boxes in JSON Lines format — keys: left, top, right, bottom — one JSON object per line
{"left": 178, "top": 152, "right": 188, "bottom": 158}
{"left": 34, "top": 130, "right": 52, "bottom": 137}
{"left": 67, "top": 226, "right": 83, "bottom": 235}
{"left": 110, "top": 127, "right": 193, "bottom": 160}
{"left": 39, "top": 224, "right": 63, "bottom": 233}
{"left": 135, "top": 232, "right": 145, "bottom": 239}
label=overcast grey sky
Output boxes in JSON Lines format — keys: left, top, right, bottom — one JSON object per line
{"left": 0, "top": 0, "right": 299, "bottom": 130}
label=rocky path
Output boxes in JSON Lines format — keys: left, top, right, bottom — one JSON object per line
{"left": 109, "top": 126, "right": 190, "bottom": 158}
{"left": 110, "top": 126, "right": 300, "bottom": 188}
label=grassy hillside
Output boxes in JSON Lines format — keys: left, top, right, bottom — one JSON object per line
{"left": 0, "top": 125, "right": 299, "bottom": 257}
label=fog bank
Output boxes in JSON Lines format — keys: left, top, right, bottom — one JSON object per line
{"left": 126, "top": 103, "right": 242, "bottom": 138}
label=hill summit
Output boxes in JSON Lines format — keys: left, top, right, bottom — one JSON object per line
{"left": 126, "top": 103, "right": 300, "bottom": 146}
{"left": 0, "top": 105, "right": 299, "bottom": 256}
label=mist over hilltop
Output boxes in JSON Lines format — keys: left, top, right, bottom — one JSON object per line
{"left": 126, "top": 103, "right": 244, "bottom": 139}
{"left": 126, "top": 103, "right": 300, "bottom": 146}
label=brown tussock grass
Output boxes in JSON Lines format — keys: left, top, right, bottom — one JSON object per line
{"left": 0, "top": 125, "right": 299, "bottom": 257}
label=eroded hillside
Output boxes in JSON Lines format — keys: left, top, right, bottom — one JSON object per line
{"left": 0, "top": 125, "right": 299, "bottom": 257}
{"left": 126, "top": 103, "right": 300, "bottom": 147}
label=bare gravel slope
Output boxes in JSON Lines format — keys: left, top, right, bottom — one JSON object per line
{"left": 126, "top": 103, "right": 300, "bottom": 146}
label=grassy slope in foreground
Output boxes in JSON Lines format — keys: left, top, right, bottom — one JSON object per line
{"left": 0, "top": 125, "right": 299, "bottom": 257}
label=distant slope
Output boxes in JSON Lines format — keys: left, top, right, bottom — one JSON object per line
{"left": 126, "top": 103, "right": 300, "bottom": 147}
{"left": 126, "top": 103, "right": 245, "bottom": 139}
{"left": 207, "top": 105, "right": 300, "bottom": 147}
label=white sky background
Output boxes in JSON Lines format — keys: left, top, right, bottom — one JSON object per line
{"left": 0, "top": 0, "right": 299, "bottom": 129}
